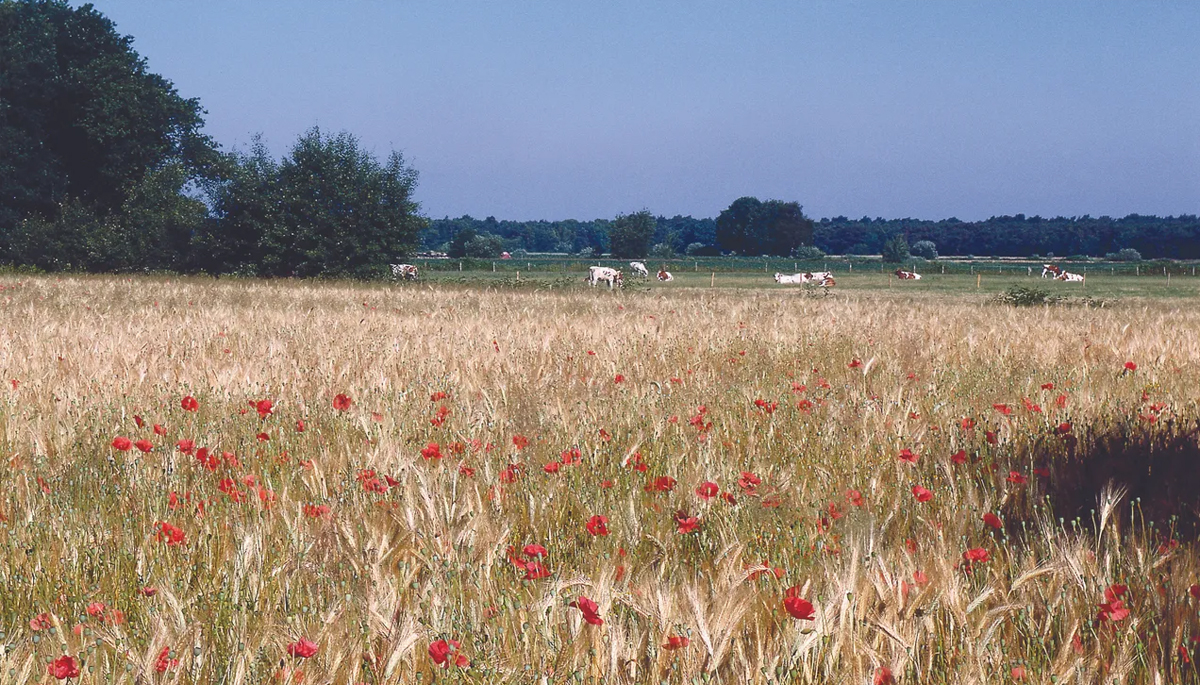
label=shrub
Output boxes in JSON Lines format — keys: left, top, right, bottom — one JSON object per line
{"left": 998, "top": 285, "right": 1063, "bottom": 307}
{"left": 1105, "top": 248, "right": 1142, "bottom": 262}
{"left": 791, "top": 245, "right": 825, "bottom": 260}
{"left": 910, "top": 240, "right": 938, "bottom": 260}
{"left": 578, "top": 247, "right": 597, "bottom": 259}
{"left": 650, "top": 242, "right": 676, "bottom": 258}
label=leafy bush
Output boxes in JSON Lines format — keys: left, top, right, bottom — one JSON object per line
{"left": 578, "top": 247, "right": 597, "bottom": 259}
{"left": 998, "top": 285, "right": 1063, "bottom": 306}
{"left": 791, "top": 245, "right": 825, "bottom": 260}
{"left": 910, "top": 240, "right": 938, "bottom": 260}
{"left": 650, "top": 242, "right": 676, "bottom": 258}
{"left": 1105, "top": 248, "right": 1142, "bottom": 262}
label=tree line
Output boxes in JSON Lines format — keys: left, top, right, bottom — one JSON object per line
{"left": 3, "top": 1, "right": 1197, "bottom": 279}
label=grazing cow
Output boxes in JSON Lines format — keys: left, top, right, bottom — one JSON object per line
{"left": 390, "top": 264, "right": 419, "bottom": 281}
{"left": 629, "top": 262, "right": 649, "bottom": 278}
{"left": 657, "top": 270, "right": 673, "bottom": 282}
{"left": 1055, "top": 270, "right": 1085, "bottom": 282}
{"left": 587, "top": 266, "right": 624, "bottom": 289}
{"left": 1041, "top": 264, "right": 1062, "bottom": 279}
{"left": 894, "top": 269, "right": 922, "bottom": 280}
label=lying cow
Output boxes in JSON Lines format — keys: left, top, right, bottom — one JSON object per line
{"left": 1055, "top": 270, "right": 1084, "bottom": 282}
{"left": 657, "top": 270, "right": 673, "bottom": 282}
{"left": 629, "top": 261, "right": 649, "bottom": 278}
{"left": 587, "top": 266, "right": 624, "bottom": 289}
{"left": 775, "top": 272, "right": 835, "bottom": 287}
{"left": 390, "top": 264, "right": 418, "bottom": 281}
{"left": 895, "top": 269, "right": 922, "bottom": 280}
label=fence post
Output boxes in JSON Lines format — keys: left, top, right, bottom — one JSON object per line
{"left": 459, "top": 261, "right": 462, "bottom": 272}
{"left": 977, "top": 273, "right": 981, "bottom": 289}
{"left": 492, "top": 262, "right": 495, "bottom": 272}
{"left": 710, "top": 272, "right": 715, "bottom": 288}
{"left": 516, "top": 271, "right": 520, "bottom": 281}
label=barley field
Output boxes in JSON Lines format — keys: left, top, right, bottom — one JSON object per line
{"left": 1, "top": 275, "right": 1199, "bottom": 684}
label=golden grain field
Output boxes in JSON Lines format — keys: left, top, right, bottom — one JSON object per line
{"left": 1, "top": 275, "right": 1198, "bottom": 684}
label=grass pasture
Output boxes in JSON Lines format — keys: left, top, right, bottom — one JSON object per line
{"left": 1, "top": 274, "right": 1199, "bottom": 684}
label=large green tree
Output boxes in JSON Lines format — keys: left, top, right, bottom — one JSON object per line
{"left": 253, "top": 127, "right": 425, "bottom": 278}
{"left": 608, "top": 210, "right": 655, "bottom": 258}
{"left": 0, "top": 0, "right": 218, "bottom": 265}
{"left": 715, "top": 197, "right": 813, "bottom": 256}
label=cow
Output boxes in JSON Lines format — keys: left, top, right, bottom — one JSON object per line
{"left": 629, "top": 262, "right": 649, "bottom": 278}
{"left": 802, "top": 271, "right": 834, "bottom": 284}
{"left": 774, "top": 272, "right": 804, "bottom": 284}
{"left": 894, "top": 269, "right": 922, "bottom": 280}
{"left": 1055, "top": 270, "right": 1085, "bottom": 282}
{"left": 587, "top": 266, "right": 624, "bottom": 289}
{"left": 390, "top": 264, "right": 418, "bottom": 281}
{"left": 1041, "top": 264, "right": 1062, "bottom": 279}
{"left": 657, "top": 270, "right": 673, "bottom": 282}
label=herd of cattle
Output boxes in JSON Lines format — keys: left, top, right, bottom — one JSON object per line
{"left": 388, "top": 262, "right": 1087, "bottom": 287}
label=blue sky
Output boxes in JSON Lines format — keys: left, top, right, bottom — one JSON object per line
{"left": 93, "top": 1, "right": 1198, "bottom": 221}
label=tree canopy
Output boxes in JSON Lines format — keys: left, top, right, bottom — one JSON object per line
{"left": 715, "top": 197, "right": 814, "bottom": 256}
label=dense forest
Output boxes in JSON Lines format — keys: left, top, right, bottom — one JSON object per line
{"left": 2, "top": 0, "right": 1197, "bottom": 277}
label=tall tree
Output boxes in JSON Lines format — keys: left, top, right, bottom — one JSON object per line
{"left": 608, "top": 210, "right": 655, "bottom": 258}
{"left": 0, "top": 0, "right": 218, "bottom": 264}
{"left": 256, "top": 127, "right": 425, "bottom": 278}
{"left": 715, "top": 196, "right": 763, "bottom": 254}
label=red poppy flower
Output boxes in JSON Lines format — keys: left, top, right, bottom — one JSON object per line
{"left": 522, "top": 562, "right": 550, "bottom": 580}
{"left": 155, "top": 521, "right": 186, "bottom": 546}
{"left": 1097, "top": 595, "right": 1129, "bottom": 623}
{"left": 1057, "top": 422, "right": 1072, "bottom": 434}
{"left": 783, "top": 588, "right": 815, "bottom": 620}
{"left": 543, "top": 461, "right": 561, "bottom": 474}
{"left": 523, "top": 543, "right": 547, "bottom": 558}
{"left": 303, "top": 503, "right": 331, "bottom": 518}
{"left": 993, "top": 403, "right": 1012, "bottom": 415}
{"left": 112, "top": 436, "right": 132, "bottom": 451}
{"left": 458, "top": 463, "right": 476, "bottom": 477}
{"left": 175, "top": 438, "right": 194, "bottom": 454}
{"left": 428, "top": 639, "right": 469, "bottom": 668}
{"left": 911, "top": 485, "right": 933, "bottom": 502}
{"left": 332, "top": 393, "right": 352, "bottom": 411}
{"left": 181, "top": 395, "right": 199, "bottom": 412}
{"left": 647, "top": 476, "right": 676, "bottom": 492}
{"left": 913, "top": 570, "right": 928, "bottom": 585}
{"left": 154, "top": 646, "right": 179, "bottom": 672}
{"left": 846, "top": 489, "right": 863, "bottom": 506}
{"left": 295, "top": 420, "right": 305, "bottom": 432}
{"left": 420, "top": 442, "right": 442, "bottom": 460}
{"left": 153, "top": 423, "right": 166, "bottom": 436}
{"left": 252, "top": 399, "right": 273, "bottom": 418}
{"left": 1040, "top": 382, "right": 1054, "bottom": 390}
{"left": 559, "top": 448, "right": 581, "bottom": 465}
{"left": 897, "top": 448, "right": 918, "bottom": 464}
{"left": 1034, "top": 467, "right": 1050, "bottom": 478}
{"left": 586, "top": 515, "right": 609, "bottom": 536}
{"left": 134, "top": 415, "right": 145, "bottom": 428}
{"left": 1006, "top": 471, "right": 1027, "bottom": 485}
{"left": 874, "top": 666, "right": 895, "bottom": 685}
{"left": 985, "top": 431, "right": 998, "bottom": 444}
{"left": 721, "top": 492, "right": 737, "bottom": 505}
{"left": 950, "top": 449, "right": 968, "bottom": 465}
{"left": 570, "top": 596, "right": 603, "bottom": 625}
{"left": 287, "top": 637, "right": 319, "bottom": 658}
{"left": 430, "top": 390, "right": 449, "bottom": 402}
{"left": 1055, "top": 394, "right": 1069, "bottom": 408}
{"left": 1124, "top": 361, "right": 1137, "bottom": 372}
{"left": 135, "top": 439, "right": 153, "bottom": 453}
{"left": 500, "top": 463, "right": 522, "bottom": 483}
{"left": 614, "top": 374, "right": 625, "bottom": 383}
{"left": 86, "top": 602, "right": 106, "bottom": 618}
{"left": 693, "top": 481, "right": 718, "bottom": 500}
{"left": 983, "top": 513, "right": 1003, "bottom": 529}
{"left": 848, "top": 359, "right": 863, "bottom": 368}
{"left": 963, "top": 547, "right": 990, "bottom": 564}
{"left": 1010, "top": 666, "right": 1026, "bottom": 681}
{"left": 30, "top": 613, "right": 52, "bottom": 631}
{"left": 737, "top": 471, "right": 761, "bottom": 493}
{"left": 512, "top": 434, "right": 529, "bottom": 450}
{"left": 663, "top": 635, "right": 690, "bottom": 650}
{"left": 675, "top": 511, "right": 700, "bottom": 534}
{"left": 430, "top": 405, "right": 451, "bottom": 426}
{"left": 139, "top": 586, "right": 157, "bottom": 597}
{"left": 48, "top": 655, "right": 80, "bottom": 680}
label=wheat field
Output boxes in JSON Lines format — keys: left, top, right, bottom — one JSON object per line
{"left": 1, "top": 275, "right": 1198, "bottom": 684}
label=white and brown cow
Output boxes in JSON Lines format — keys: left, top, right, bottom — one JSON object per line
{"left": 894, "top": 269, "right": 922, "bottom": 280}
{"left": 1055, "top": 270, "right": 1085, "bottom": 282}
{"left": 629, "top": 261, "right": 650, "bottom": 278}
{"left": 390, "top": 264, "right": 419, "bottom": 281}
{"left": 774, "top": 272, "right": 804, "bottom": 284}
{"left": 657, "top": 270, "right": 673, "bottom": 282}
{"left": 1041, "top": 264, "right": 1062, "bottom": 279}
{"left": 587, "top": 266, "right": 624, "bottom": 289}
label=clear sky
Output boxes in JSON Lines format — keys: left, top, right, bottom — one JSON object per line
{"left": 92, "top": 1, "right": 1198, "bottom": 221}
